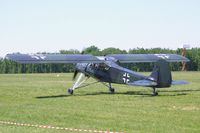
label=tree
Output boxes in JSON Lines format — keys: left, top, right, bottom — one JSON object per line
{"left": 60, "top": 49, "right": 80, "bottom": 54}
{"left": 101, "top": 47, "right": 127, "bottom": 55}
{"left": 83, "top": 45, "right": 100, "bottom": 55}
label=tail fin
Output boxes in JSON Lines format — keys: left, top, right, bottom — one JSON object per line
{"left": 150, "top": 59, "right": 172, "bottom": 88}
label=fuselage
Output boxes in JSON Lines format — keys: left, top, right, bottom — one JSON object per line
{"left": 75, "top": 61, "right": 147, "bottom": 84}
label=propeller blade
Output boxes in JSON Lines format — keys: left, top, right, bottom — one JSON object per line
{"left": 81, "top": 51, "right": 85, "bottom": 54}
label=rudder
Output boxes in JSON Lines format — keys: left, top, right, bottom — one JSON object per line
{"left": 150, "top": 59, "right": 172, "bottom": 88}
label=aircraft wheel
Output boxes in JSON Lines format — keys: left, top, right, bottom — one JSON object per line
{"left": 109, "top": 87, "right": 115, "bottom": 93}
{"left": 152, "top": 92, "right": 158, "bottom": 96}
{"left": 68, "top": 88, "right": 74, "bottom": 95}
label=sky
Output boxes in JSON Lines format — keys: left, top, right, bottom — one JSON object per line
{"left": 0, "top": 0, "right": 200, "bottom": 57}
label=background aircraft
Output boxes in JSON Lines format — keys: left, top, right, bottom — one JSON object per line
{"left": 6, "top": 53, "right": 189, "bottom": 96}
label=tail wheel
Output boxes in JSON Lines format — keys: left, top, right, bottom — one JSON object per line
{"left": 152, "top": 87, "right": 158, "bottom": 96}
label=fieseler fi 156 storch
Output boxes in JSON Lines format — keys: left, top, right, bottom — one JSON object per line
{"left": 6, "top": 53, "right": 189, "bottom": 96}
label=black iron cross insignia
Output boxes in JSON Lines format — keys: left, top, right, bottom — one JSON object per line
{"left": 123, "top": 73, "right": 130, "bottom": 83}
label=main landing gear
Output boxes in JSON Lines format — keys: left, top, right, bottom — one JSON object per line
{"left": 109, "top": 83, "right": 115, "bottom": 93}
{"left": 68, "top": 73, "right": 89, "bottom": 95}
{"left": 101, "top": 82, "right": 115, "bottom": 93}
{"left": 68, "top": 73, "right": 100, "bottom": 95}
{"left": 68, "top": 73, "right": 116, "bottom": 95}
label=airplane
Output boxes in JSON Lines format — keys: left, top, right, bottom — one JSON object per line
{"left": 6, "top": 53, "right": 189, "bottom": 96}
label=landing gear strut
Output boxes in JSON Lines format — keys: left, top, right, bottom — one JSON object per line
{"left": 109, "top": 83, "right": 115, "bottom": 93}
{"left": 68, "top": 73, "right": 89, "bottom": 95}
{"left": 152, "top": 87, "right": 158, "bottom": 96}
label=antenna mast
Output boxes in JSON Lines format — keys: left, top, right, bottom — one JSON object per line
{"left": 182, "top": 44, "right": 190, "bottom": 71}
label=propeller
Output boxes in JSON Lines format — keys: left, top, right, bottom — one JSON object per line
{"left": 81, "top": 50, "right": 85, "bottom": 55}
{"left": 72, "top": 49, "right": 86, "bottom": 80}
{"left": 73, "top": 69, "right": 78, "bottom": 80}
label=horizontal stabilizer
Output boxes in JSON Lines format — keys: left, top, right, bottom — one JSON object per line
{"left": 107, "top": 54, "right": 189, "bottom": 63}
{"left": 128, "top": 80, "right": 157, "bottom": 87}
{"left": 6, "top": 54, "right": 103, "bottom": 64}
{"left": 172, "top": 80, "right": 189, "bottom": 85}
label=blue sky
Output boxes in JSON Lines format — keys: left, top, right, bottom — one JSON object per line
{"left": 0, "top": 0, "right": 200, "bottom": 56}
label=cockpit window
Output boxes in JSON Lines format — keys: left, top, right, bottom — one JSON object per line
{"left": 99, "top": 63, "right": 110, "bottom": 71}
{"left": 89, "top": 63, "right": 110, "bottom": 71}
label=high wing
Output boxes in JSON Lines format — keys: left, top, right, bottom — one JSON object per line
{"left": 106, "top": 54, "right": 189, "bottom": 63}
{"left": 6, "top": 53, "right": 103, "bottom": 64}
{"left": 6, "top": 53, "right": 189, "bottom": 64}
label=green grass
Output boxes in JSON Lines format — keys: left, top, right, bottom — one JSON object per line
{"left": 0, "top": 72, "right": 200, "bottom": 133}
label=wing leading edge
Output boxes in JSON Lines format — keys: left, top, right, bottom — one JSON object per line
{"left": 6, "top": 53, "right": 103, "bottom": 64}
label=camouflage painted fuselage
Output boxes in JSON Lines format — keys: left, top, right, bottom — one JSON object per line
{"left": 76, "top": 61, "right": 146, "bottom": 85}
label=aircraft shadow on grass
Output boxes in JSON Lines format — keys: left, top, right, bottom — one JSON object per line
{"left": 36, "top": 94, "right": 70, "bottom": 99}
{"left": 160, "top": 88, "right": 200, "bottom": 93}
{"left": 35, "top": 88, "right": 200, "bottom": 99}
{"left": 84, "top": 91, "right": 188, "bottom": 97}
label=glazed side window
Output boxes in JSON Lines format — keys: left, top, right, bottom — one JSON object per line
{"left": 89, "top": 63, "right": 110, "bottom": 71}
{"left": 99, "top": 63, "right": 110, "bottom": 71}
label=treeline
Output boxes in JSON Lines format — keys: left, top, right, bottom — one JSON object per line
{"left": 0, "top": 46, "right": 200, "bottom": 73}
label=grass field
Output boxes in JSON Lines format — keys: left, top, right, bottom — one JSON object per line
{"left": 0, "top": 72, "right": 200, "bottom": 133}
